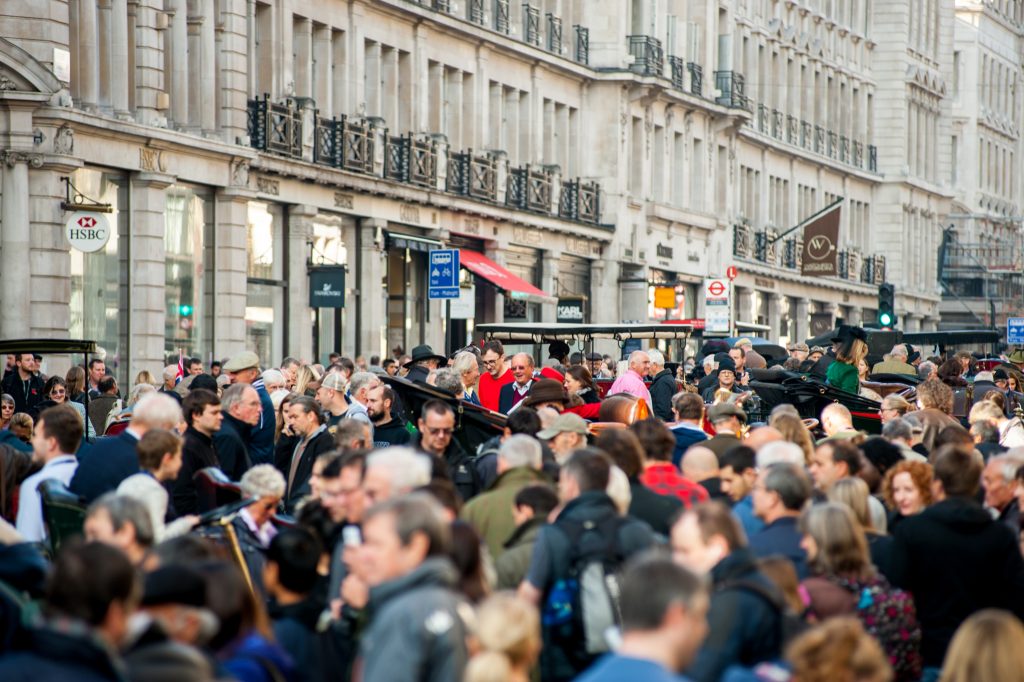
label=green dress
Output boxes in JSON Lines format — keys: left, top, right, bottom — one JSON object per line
{"left": 826, "top": 360, "right": 860, "bottom": 394}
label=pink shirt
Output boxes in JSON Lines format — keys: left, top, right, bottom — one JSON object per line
{"left": 607, "top": 369, "right": 653, "bottom": 410}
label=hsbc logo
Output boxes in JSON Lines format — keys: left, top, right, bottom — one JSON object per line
{"left": 77, "top": 216, "right": 97, "bottom": 228}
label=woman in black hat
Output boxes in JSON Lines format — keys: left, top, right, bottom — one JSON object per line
{"left": 827, "top": 326, "right": 869, "bottom": 394}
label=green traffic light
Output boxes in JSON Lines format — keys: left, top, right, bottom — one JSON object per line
{"left": 179, "top": 304, "right": 193, "bottom": 316}
{"left": 878, "top": 312, "right": 893, "bottom": 326}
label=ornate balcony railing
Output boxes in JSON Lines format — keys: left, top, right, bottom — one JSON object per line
{"left": 507, "top": 166, "right": 553, "bottom": 212}
{"left": 312, "top": 115, "right": 376, "bottom": 173}
{"left": 868, "top": 145, "right": 878, "bottom": 172}
{"left": 547, "top": 14, "right": 562, "bottom": 53}
{"left": 687, "top": 62, "right": 703, "bottom": 96}
{"left": 523, "top": 4, "right": 542, "bottom": 46}
{"left": 669, "top": 56, "right": 685, "bottom": 90}
{"left": 495, "top": 0, "right": 510, "bottom": 33}
{"left": 559, "top": 179, "right": 600, "bottom": 224}
{"left": 735, "top": 224, "right": 886, "bottom": 282}
{"left": 714, "top": 71, "right": 747, "bottom": 110}
{"left": 247, "top": 95, "right": 303, "bottom": 159}
{"left": 861, "top": 255, "right": 886, "bottom": 284}
{"left": 469, "top": 0, "right": 485, "bottom": 24}
{"left": 628, "top": 35, "right": 664, "bottom": 77}
{"left": 448, "top": 150, "right": 499, "bottom": 202}
{"left": 574, "top": 25, "right": 589, "bottom": 64}
{"left": 385, "top": 134, "right": 438, "bottom": 188}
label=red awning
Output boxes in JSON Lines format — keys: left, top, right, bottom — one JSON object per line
{"left": 459, "top": 249, "right": 551, "bottom": 299}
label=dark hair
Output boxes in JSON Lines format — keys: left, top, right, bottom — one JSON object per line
{"left": 859, "top": 437, "right": 903, "bottom": 477}
{"left": 506, "top": 407, "right": 541, "bottom": 436}
{"left": 195, "top": 560, "right": 273, "bottom": 651}
{"left": 688, "top": 501, "right": 746, "bottom": 550}
{"left": 822, "top": 440, "right": 862, "bottom": 476}
{"left": 295, "top": 498, "right": 341, "bottom": 551}
{"left": 594, "top": 429, "right": 645, "bottom": 478}
{"left": 88, "top": 358, "right": 105, "bottom": 370}
{"left": 619, "top": 554, "right": 704, "bottom": 632}
{"left": 482, "top": 339, "right": 505, "bottom": 356}
{"left": 563, "top": 447, "right": 612, "bottom": 492}
{"left": 450, "top": 521, "right": 488, "bottom": 604}
{"left": 39, "top": 404, "right": 84, "bottom": 454}
{"left": 936, "top": 424, "right": 973, "bottom": 449}
{"left": 182, "top": 388, "right": 220, "bottom": 426}
{"left": 514, "top": 484, "right": 559, "bottom": 517}
{"left": 187, "top": 357, "right": 202, "bottom": 368}
{"left": 98, "top": 376, "right": 118, "bottom": 394}
{"left": 763, "top": 463, "right": 813, "bottom": 511}
{"left": 565, "top": 365, "right": 596, "bottom": 392}
{"left": 266, "top": 528, "right": 322, "bottom": 595}
{"left": 45, "top": 541, "right": 138, "bottom": 625}
{"left": 416, "top": 479, "right": 462, "bottom": 515}
{"left": 381, "top": 385, "right": 397, "bottom": 406}
{"left": 719, "top": 445, "right": 756, "bottom": 475}
{"left": 43, "top": 375, "right": 67, "bottom": 398}
{"left": 290, "top": 395, "right": 324, "bottom": 424}
{"left": 673, "top": 392, "right": 705, "bottom": 420}
{"left": 630, "top": 418, "right": 675, "bottom": 462}
{"left": 151, "top": 535, "right": 224, "bottom": 565}
{"left": 382, "top": 358, "right": 396, "bottom": 370}
{"left": 323, "top": 450, "right": 366, "bottom": 481}
{"left": 210, "top": 361, "right": 222, "bottom": 369}
{"left": 136, "top": 429, "right": 182, "bottom": 471}
{"left": 420, "top": 399, "right": 454, "bottom": 421}
{"left": 932, "top": 445, "right": 982, "bottom": 498}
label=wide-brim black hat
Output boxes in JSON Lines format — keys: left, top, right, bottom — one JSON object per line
{"left": 830, "top": 324, "right": 867, "bottom": 344}
{"left": 404, "top": 345, "right": 448, "bottom": 368}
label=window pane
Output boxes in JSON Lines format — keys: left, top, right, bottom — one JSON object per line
{"left": 246, "top": 282, "right": 284, "bottom": 366}
{"left": 247, "top": 201, "right": 284, "bottom": 280}
{"left": 164, "top": 186, "right": 210, "bottom": 360}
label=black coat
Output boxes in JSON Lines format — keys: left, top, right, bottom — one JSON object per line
{"left": 411, "top": 432, "right": 483, "bottom": 502}
{"left": 212, "top": 414, "right": 253, "bottom": 481}
{"left": 498, "top": 381, "right": 531, "bottom": 415}
{"left": 0, "top": 372, "right": 44, "bottom": 416}
{"left": 69, "top": 431, "right": 140, "bottom": 503}
{"left": 278, "top": 428, "right": 337, "bottom": 512}
{"left": 889, "top": 496, "right": 1024, "bottom": 667}
{"left": 173, "top": 426, "right": 221, "bottom": 515}
{"left": 0, "top": 623, "right": 124, "bottom": 681}
{"left": 648, "top": 369, "right": 677, "bottom": 421}
{"left": 627, "top": 479, "right": 682, "bottom": 538}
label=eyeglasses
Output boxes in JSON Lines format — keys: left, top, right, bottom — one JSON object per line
{"left": 51, "top": 389, "right": 66, "bottom": 396}
{"left": 511, "top": 365, "right": 529, "bottom": 370}
{"left": 482, "top": 359, "right": 498, "bottom": 367}
{"left": 425, "top": 426, "right": 454, "bottom": 437}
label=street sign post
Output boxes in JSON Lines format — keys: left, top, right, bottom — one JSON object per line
{"left": 428, "top": 249, "right": 460, "bottom": 299}
{"left": 1009, "top": 317, "right": 1024, "bottom": 345}
{"left": 704, "top": 277, "right": 731, "bottom": 335}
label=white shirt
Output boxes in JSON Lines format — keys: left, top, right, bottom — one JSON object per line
{"left": 15, "top": 455, "right": 78, "bottom": 542}
{"left": 239, "top": 506, "right": 277, "bottom": 547}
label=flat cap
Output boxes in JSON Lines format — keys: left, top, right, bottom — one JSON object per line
{"left": 222, "top": 351, "right": 261, "bottom": 373}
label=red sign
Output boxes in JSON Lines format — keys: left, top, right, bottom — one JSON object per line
{"left": 726, "top": 265, "right": 738, "bottom": 281}
{"left": 708, "top": 280, "right": 726, "bottom": 296}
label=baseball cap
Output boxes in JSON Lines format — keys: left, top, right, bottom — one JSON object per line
{"left": 537, "top": 412, "right": 589, "bottom": 440}
{"left": 321, "top": 372, "right": 347, "bottom": 391}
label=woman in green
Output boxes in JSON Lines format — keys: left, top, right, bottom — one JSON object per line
{"left": 826, "top": 325, "right": 869, "bottom": 394}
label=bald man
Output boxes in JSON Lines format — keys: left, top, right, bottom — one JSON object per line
{"left": 820, "top": 403, "right": 860, "bottom": 441}
{"left": 607, "top": 350, "right": 653, "bottom": 412}
{"left": 681, "top": 446, "right": 727, "bottom": 501}
{"left": 744, "top": 426, "right": 784, "bottom": 454}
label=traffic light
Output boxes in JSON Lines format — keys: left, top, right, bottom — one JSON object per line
{"left": 877, "top": 283, "right": 895, "bottom": 329}
{"left": 178, "top": 303, "right": 193, "bottom": 317}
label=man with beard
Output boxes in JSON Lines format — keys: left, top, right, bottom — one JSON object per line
{"left": 366, "top": 384, "right": 410, "bottom": 448}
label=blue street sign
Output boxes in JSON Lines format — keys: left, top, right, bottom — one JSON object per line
{"left": 428, "top": 249, "right": 460, "bottom": 299}
{"left": 1009, "top": 317, "right": 1024, "bottom": 345}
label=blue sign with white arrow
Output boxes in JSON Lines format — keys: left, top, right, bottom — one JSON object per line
{"left": 1009, "top": 317, "right": 1024, "bottom": 345}
{"left": 428, "top": 249, "right": 460, "bottom": 299}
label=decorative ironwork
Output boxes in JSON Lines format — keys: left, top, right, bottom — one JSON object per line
{"left": 247, "top": 94, "right": 302, "bottom": 158}
{"left": 385, "top": 134, "right": 438, "bottom": 188}
{"left": 733, "top": 223, "right": 754, "bottom": 258}
{"left": 669, "top": 56, "right": 685, "bottom": 90}
{"left": 313, "top": 115, "right": 338, "bottom": 166}
{"left": 574, "top": 25, "right": 589, "bottom": 64}
{"left": 787, "top": 114, "right": 798, "bottom": 144}
{"left": 771, "top": 109, "right": 784, "bottom": 139}
{"left": 547, "top": 14, "right": 562, "bottom": 53}
{"left": 813, "top": 125, "right": 825, "bottom": 154}
{"left": 431, "top": 0, "right": 451, "bottom": 11}
{"left": 449, "top": 150, "right": 498, "bottom": 201}
{"left": 524, "top": 4, "right": 541, "bottom": 46}
{"left": 60, "top": 176, "right": 113, "bottom": 212}
{"left": 868, "top": 145, "right": 878, "bottom": 172}
{"left": 469, "top": 0, "right": 485, "bottom": 24}
{"left": 628, "top": 35, "right": 664, "bottom": 76}
{"left": 340, "top": 116, "right": 375, "bottom": 174}
{"left": 507, "top": 166, "right": 553, "bottom": 212}
{"left": 495, "top": 0, "right": 510, "bottom": 33}
{"left": 687, "top": 62, "right": 703, "bottom": 96}
{"left": 757, "top": 103, "right": 769, "bottom": 133}
{"left": 714, "top": 71, "right": 747, "bottom": 109}
{"left": 783, "top": 239, "right": 799, "bottom": 269}
{"left": 558, "top": 179, "right": 600, "bottom": 224}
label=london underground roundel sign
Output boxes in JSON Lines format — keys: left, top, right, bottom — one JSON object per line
{"left": 65, "top": 211, "right": 112, "bottom": 253}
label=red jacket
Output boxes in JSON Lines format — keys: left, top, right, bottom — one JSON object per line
{"left": 478, "top": 368, "right": 514, "bottom": 412}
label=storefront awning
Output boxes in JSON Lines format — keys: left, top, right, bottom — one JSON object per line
{"left": 385, "top": 231, "right": 443, "bottom": 253}
{"left": 459, "top": 249, "right": 553, "bottom": 302}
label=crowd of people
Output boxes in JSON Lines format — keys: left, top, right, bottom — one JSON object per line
{"left": 1, "top": 328, "right": 1024, "bottom": 682}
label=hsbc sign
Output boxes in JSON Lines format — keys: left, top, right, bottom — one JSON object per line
{"left": 65, "top": 211, "right": 112, "bottom": 253}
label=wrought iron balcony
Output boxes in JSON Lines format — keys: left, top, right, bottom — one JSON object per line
{"left": 827, "top": 131, "right": 838, "bottom": 159}
{"left": 547, "top": 14, "right": 562, "bottom": 53}
{"left": 786, "top": 115, "right": 798, "bottom": 144}
{"left": 385, "top": 134, "right": 438, "bottom": 188}
{"left": 313, "top": 115, "right": 376, "bottom": 174}
{"left": 669, "top": 56, "right": 685, "bottom": 90}
{"left": 524, "top": 4, "right": 542, "bottom": 46}
{"left": 813, "top": 125, "right": 825, "bottom": 154}
{"left": 560, "top": 179, "right": 600, "bottom": 224}
{"left": 687, "top": 62, "right": 703, "bottom": 96}
{"left": 800, "top": 120, "right": 813, "bottom": 149}
{"left": 431, "top": 0, "right": 451, "bottom": 11}
{"left": 714, "top": 71, "right": 747, "bottom": 110}
{"left": 861, "top": 255, "right": 886, "bottom": 285}
{"left": 628, "top": 35, "right": 664, "bottom": 77}
{"left": 771, "top": 109, "right": 784, "bottom": 139}
{"left": 573, "top": 25, "right": 589, "bottom": 64}
{"left": 469, "top": 0, "right": 485, "bottom": 24}
{"left": 247, "top": 95, "right": 303, "bottom": 159}
{"left": 495, "top": 0, "right": 510, "bottom": 33}
{"left": 868, "top": 145, "right": 878, "bottom": 172}
{"left": 507, "top": 166, "right": 553, "bottom": 212}
{"left": 448, "top": 150, "right": 498, "bottom": 202}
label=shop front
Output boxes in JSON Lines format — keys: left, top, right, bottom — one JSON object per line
{"left": 384, "top": 230, "right": 441, "bottom": 356}
{"left": 556, "top": 254, "right": 591, "bottom": 323}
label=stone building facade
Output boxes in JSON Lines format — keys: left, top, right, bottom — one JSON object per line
{"left": 0, "top": 0, "right": 984, "bottom": 381}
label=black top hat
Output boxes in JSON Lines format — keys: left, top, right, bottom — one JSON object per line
{"left": 830, "top": 324, "right": 867, "bottom": 344}
{"left": 404, "top": 345, "right": 448, "bottom": 368}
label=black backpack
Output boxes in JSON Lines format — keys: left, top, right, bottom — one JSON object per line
{"left": 540, "top": 515, "right": 629, "bottom": 679}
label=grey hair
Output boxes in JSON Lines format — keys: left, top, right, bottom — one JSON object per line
{"left": 646, "top": 349, "right": 665, "bottom": 367}
{"left": 451, "top": 351, "right": 480, "bottom": 378}
{"left": 769, "top": 403, "right": 800, "bottom": 421}
{"left": 756, "top": 441, "right": 805, "bottom": 468}
{"left": 366, "top": 447, "right": 432, "bottom": 493}
{"left": 971, "top": 420, "right": 1001, "bottom": 444}
{"left": 240, "top": 464, "right": 286, "bottom": 499}
{"left": 498, "top": 434, "right": 542, "bottom": 470}
{"left": 89, "top": 493, "right": 155, "bottom": 548}
{"left": 762, "top": 463, "right": 812, "bottom": 512}
{"left": 882, "top": 417, "right": 913, "bottom": 442}
{"left": 363, "top": 492, "right": 451, "bottom": 556}
{"left": 987, "top": 453, "right": 1024, "bottom": 484}
{"left": 220, "top": 383, "right": 255, "bottom": 413}
{"left": 917, "top": 361, "right": 936, "bottom": 382}
{"left": 349, "top": 371, "right": 379, "bottom": 396}
{"left": 132, "top": 393, "right": 183, "bottom": 429}
{"left": 162, "top": 365, "right": 178, "bottom": 382}
{"left": 433, "top": 368, "right": 463, "bottom": 397}
{"left": 127, "top": 383, "right": 157, "bottom": 407}
{"left": 702, "top": 355, "right": 716, "bottom": 369}
{"left": 890, "top": 345, "right": 908, "bottom": 358}
{"left": 261, "top": 368, "right": 285, "bottom": 385}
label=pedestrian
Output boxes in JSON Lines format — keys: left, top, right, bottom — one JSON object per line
{"left": 0, "top": 393, "right": 13, "bottom": 431}
{"left": 829, "top": 476, "right": 895, "bottom": 580}
{"left": 118, "top": 429, "right": 198, "bottom": 540}
{"left": 294, "top": 364, "right": 321, "bottom": 397}
{"left": 31, "top": 375, "right": 95, "bottom": 439}
{"left": 770, "top": 412, "right": 814, "bottom": 463}
{"left": 573, "top": 555, "right": 709, "bottom": 682}
{"left": 825, "top": 325, "right": 868, "bottom": 394}
{"left": 881, "top": 460, "right": 933, "bottom": 531}
{"left": 498, "top": 353, "right": 536, "bottom": 414}
{"left": 704, "top": 403, "right": 746, "bottom": 459}
{"left": 15, "top": 404, "right": 82, "bottom": 542}
{"left": 681, "top": 446, "right": 727, "bottom": 501}
{"left": 633, "top": 418, "right": 710, "bottom": 509}
{"left": 365, "top": 384, "right": 409, "bottom": 447}
{"left": 158, "top": 364, "right": 184, "bottom": 405}
{"left": 518, "top": 447, "right": 656, "bottom": 681}
{"left": 279, "top": 396, "right": 335, "bottom": 512}
{"left": 670, "top": 502, "right": 784, "bottom": 682}
{"left": 910, "top": 379, "right": 959, "bottom": 453}
{"left": 564, "top": 365, "right": 600, "bottom": 404}
{"left": 749, "top": 462, "right": 812, "bottom": 579}
{"left": 479, "top": 340, "right": 515, "bottom": 412}
{"left": 222, "top": 351, "right": 276, "bottom": 465}
{"left": 494, "top": 484, "right": 559, "bottom": 590}
{"left": 88, "top": 376, "right": 120, "bottom": 435}
{"left": 355, "top": 494, "right": 469, "bottom": 682}
{"left": 83, "top": 493, "right": 155, "bottom": 566}
{"left": 646, "top": 349, "right": 676, "bottom": 420}
{"left": 403, "top": 344, "right": 447, "bottom": 384}
{"left": 65, "top": 365, "right": 88, "bottom": 405}
{"left": 411, "top": 399, "right": 481, "bottom": 502}
{"left": 172, "top": 388, "right": 225, "bottom": 515}
{"left": 669, "top": 393, "right": 710, "bottom": 466}
{"left": 536, "top": 411, "right": 589, "bottom": 466}
{"left": 606, "top": 350, "right": 653, "bottom": 411}
{"left": 464, "top": 592, "right": 542, "bottom": 682}
{"left": 211, "top": 384, "right": 257, "bottom": 482}
{"left": 452, "top": 351, "right": 482, "bottom": 405}
{"left": 981, "top": 452, "right": 1024, "bottom": 533}
{"left": 316, "top": 372, "right": 371, "bottom": 430}
{"left": 0, "top": 352, "right": 44, "bottom": 415}
{"left": 939, "top": 609, "right": 1024, "bottom": 682}
{"left": 595, "top": 428, "right": 682, "bottom": 536}
{"left": 888, "top": 445, "right": 1024, "bottom": 674}
{"left": 718, "top": 445, "right": 764, "bottom": 538}
{"left": 783, "top": 617, "right": 893, "bottom": 682}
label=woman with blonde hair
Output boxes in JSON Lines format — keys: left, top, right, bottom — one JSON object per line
{"left": 827, "top": 327, "right": 869, "bottom": 394}
{"left": 293, "top": 364, "right": 321, "bottom": 397}
{"left": 771, "top": 412, "right": 815, "bottom": 463}
{"left": 465, "top": 592, "right": 541, "bottom": 682}
{"left": 135, "top": 369, "right": 157, "bottom": 387}
{"left": 940, "top": 609, "right": 1024, "bottom": 682}
{"left": 827, "top": 477, "right": 894, "bottom": 579}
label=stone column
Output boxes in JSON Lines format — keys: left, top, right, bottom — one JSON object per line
{"left": 200, "top": 0, "right": 217, "bottom": 135}
{"left": 847, "top": 306, "right": 863, "bottom": 327}
{"left": 131, "top": 172, "right": 175, "bottom": 379}
{"left": 357, "top": 218, "right": 387, "bottom": 359}
{"left": 293, "top": 17, "right": 312, "bottom": 99}
{"left": 133, "top": 0, "right": 166, "bottom": 126}
{"left": 539, "top": 249, "right": 560, "bottom": 323}
{"left": 0, "top": 153, "right": 35, "bottom": 338}
{"left": 794, "top": 297, "right": 810, "bottom": 343}
{"left": 767, "top": 293, "right": 782, "bottom": 342}
{"left": 110, "top": 0, "right": 130, "bottom": 117}
{"left": 904, "top": 313, "right": 922, "bottom": 333}
{"left": 168, "top": 0, "right": 189, "bottom": 127}
{"left": 30, "top": 164, "right": 81, "bottom": 351}
{"left": 313, "top": 23, "right": 332, "bottom": 116}
{"left": 219, "top": 0, "right": 250, "bottom": 142}
{"left": 78, "top": 0, "right": 100, "bottom": 109}
{"left": 288, "top": 205, "right": 316, "bottom": 360}
{"left": 735, "top": 286, "right": 755, "bottom": 326}
{"left": 215, "top": 185, "right": 254, "bottom": 361}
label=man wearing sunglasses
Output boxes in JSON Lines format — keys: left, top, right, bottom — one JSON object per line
{"left": 411, "top": 399, "right": 482, "bottom": 502}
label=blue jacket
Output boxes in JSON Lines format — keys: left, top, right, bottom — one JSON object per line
{"left": 69, "top": 431, "right": 140, "bottom": 503}
{"left": 0, "top": 622, "right": 126, "bottom": 682}
{"left": 670, "top": 423, "right": 709, "bottom": 468}
{"left": 732, "top": 495, "right": 764, "bottom": 539}
{"left": 247, "top": 382, "right": 276, "bottom": 465}
{"left": 748, "top": 516, "right": 809, "bottom": 579}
